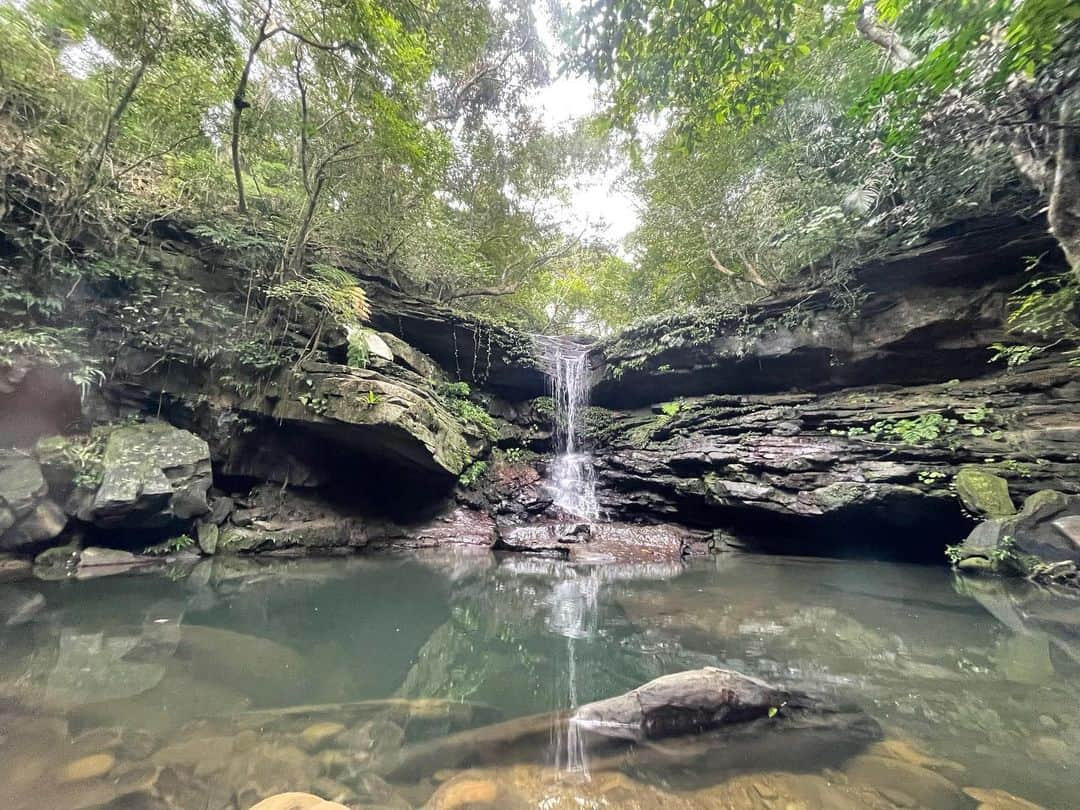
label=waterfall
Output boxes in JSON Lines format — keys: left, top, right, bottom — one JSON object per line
{"left": 540, "top": 337, "right": 600, "bottom": 521}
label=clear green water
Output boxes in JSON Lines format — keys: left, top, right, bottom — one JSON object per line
{"left": 0, "top": 550, "right": 1077, "bottom": 809}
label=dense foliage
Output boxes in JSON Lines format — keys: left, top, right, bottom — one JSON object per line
{"left": 0, "top": 0, "right": 620, "bottom": 337}
{"left": 0, "top": 0, "right": 1076, "bottom": 345}
{"left": 568, "top": 0, "right": 1079, "bottom": 327}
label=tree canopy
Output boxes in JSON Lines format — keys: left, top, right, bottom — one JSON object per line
{"left": 1, "top": 0, "right": 1077, "bottom": 342}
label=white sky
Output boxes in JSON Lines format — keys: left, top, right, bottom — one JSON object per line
{"left": 529, "top": 5, "right": 642, "bottom": 249}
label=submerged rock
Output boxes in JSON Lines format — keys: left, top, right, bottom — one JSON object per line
{"left": 299, "top": 722, "right": 345, "bottom": 751}
{"left": 962, "top": 786, "right": 1044, "bottom": 809}
{"left": 843, "top": 754, "right": 965, "bottom": 810}
{"left": 249, "top": 791, "right": 350, "bottom": 810}
{"left": 57, "top": 752, "right": 116, "bottom": 782}
{"left": 388, "top": 667, "right": 877, "bottom": 781}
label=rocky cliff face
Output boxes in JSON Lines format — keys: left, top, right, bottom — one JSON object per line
{"left": 2, "top": 211, "right": 1078, "bottom": 568}
{"left": 0, "top": 215, "right": 547, "bottom": 558}
{"left": 592, "top": 214, "right": 1059, "bottom": 407}
{"left": 579, "top": 214, "right": 1080, "bottom": 561}
{"left": 588, "top": 360, "right": 1079, "bottom": 559}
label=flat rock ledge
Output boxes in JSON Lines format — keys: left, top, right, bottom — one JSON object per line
{"left": 496, "top": 521, "right": 706, "bottom": 562}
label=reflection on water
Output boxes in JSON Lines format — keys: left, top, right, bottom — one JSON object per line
{"left": 0, "top": 551, "right": 1077, "bottom": 808}
{"left": 545, "top": 569, "right": 599, "bottom": 780}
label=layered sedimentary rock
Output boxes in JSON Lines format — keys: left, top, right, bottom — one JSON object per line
{"left": 589, "top": 360, "right": 1080, "bottom": 557}
{"left": 580, "top": 214, "right": 1080, "bottom": 559}
{"left": 592, "top": 213, "right": 1059, "bottom": 408}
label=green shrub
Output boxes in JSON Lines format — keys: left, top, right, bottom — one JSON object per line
{"left": 459, "top": 460, "right": 488, "bottom": 487}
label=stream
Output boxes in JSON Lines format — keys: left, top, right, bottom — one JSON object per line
{"left": 0, "top": 551, "right": 1076, "bottom": 808}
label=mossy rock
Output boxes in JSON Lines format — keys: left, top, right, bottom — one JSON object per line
{"left": 954, "top": 467, "right": 1015, "bottom": 518}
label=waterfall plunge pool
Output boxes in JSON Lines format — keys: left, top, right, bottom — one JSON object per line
{"left": 0, "top": 550, "right": 1076, "bottom": 809}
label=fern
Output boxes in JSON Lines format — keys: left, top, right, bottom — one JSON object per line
{"left": 267, "top": 263, "right": 371, "bottom": 326}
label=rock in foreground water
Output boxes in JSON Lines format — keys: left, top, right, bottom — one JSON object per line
{"left": 249, "top": 792, "right": 349, "bottom": 810}
{"left": 572, "top": 666, "right": 791, "bottom": 741}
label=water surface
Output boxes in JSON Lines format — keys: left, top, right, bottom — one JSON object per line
{"left": 0, "top": 550, "right": 1076, "bottom": 808}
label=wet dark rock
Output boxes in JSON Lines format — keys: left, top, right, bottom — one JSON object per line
{"left": 363, "top": 281, "right": 546, "bottom": 401}
{"left": 591, "top": 213, "right": 1060, "bottom": 408}
{"left": 589, "top": 362, "right": 1080, "bottom": 559}
{"left": 388, "top": 667, "right": 877, "bottom": 782}
{"left": 955, "top": 467, "right": 1016, "bottom": 518}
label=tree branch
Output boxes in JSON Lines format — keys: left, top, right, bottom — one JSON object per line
{"left": 856, "top": 2, "right": 914, "bottom": 70}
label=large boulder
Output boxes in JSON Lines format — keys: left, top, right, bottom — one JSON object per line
{"left": 261, "top": 363, "right": 475, "bottom": 479}
{"left": 0, "top": 450, "right": 67, "bottom": 550}
{"left": 81, "top": 422, "right": 211, "bottom": 529}
{"left": 953, "top": 489, "right": 1080, "bottom": 580}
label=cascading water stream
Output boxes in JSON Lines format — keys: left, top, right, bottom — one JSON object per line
{"left": 539, "top": 337, "right": 601, "bottom": 521}
{"left": 533, "top": 335, "right": 603, "bottom": 781}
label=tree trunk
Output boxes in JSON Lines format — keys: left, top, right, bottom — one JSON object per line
{"left": 855, "top": 2, "right": 914, "bottom": 70}
{"left": 1047, "top": 92, "right": 1080, "bottom": 278}
{"left": 231, "top": 5, "right": 276, "bottom": 215}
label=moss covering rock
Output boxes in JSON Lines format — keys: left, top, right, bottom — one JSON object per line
{"left": 954, "top": 467, "right": 1015, "bottom": 518}
{"left": 951, "top": 489, "right": 1080, "bottom": 583}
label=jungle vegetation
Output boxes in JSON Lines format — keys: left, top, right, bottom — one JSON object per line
{"left": 0, "top": 0, "right": 1076, "bottom": 343}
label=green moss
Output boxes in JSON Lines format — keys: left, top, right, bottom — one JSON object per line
{"left": 954, "top": 467, "right": 1015, "bottom": 518}
{"left": 142, "top": 534, "right": 195, "bottom": 556}
{"left": 438, "top": 382, "right": 498, "bottom": 440}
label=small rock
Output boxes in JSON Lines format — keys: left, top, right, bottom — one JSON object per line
{"left": 208, "top": 495, "right": 234, "bottom": 525}
{"left": 249, "top": 792, "right": 349, "bottom": 810}
{"left": 872, "top": 739, "right": 965, "bottom": 777}
{"left": 58, "top": 752, "right": 116, "bottom": 782}
{"left": 354, "top": 329, "right": 395, "bottom": 363}
{"left": 425, "top": 776, "right": 499, "bottom": 809}
{"left": 78, "top": 547, "right": 145, "bottom": 567}
{"left": 315, "top": 749, "right": 352, "bottom": 778}
{"left": 197, "top": 521, "right": 219, "bottom": 555}
{"left": 300, "top": 722, "right": 345, "bottom": 751}
{"left": 962, "top": 786, "right": 1044, "bottom": 809}
{"left": 1027, "top": 735, "right": 1069, "bottom": 766}
{"left": 956, "top": 555, "right": 994, "bottom": 572}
